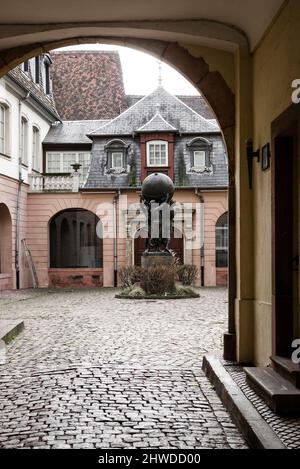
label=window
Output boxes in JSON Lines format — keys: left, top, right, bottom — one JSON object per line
{"left": 46, "top": 151, "right": 91, "bottom": 183}
{"left": 187, "top": 137, "right": 212, "bottom": 172}
{"left": 216, "top": 212, "right": 228, "bottom": 268}
{"left": 105, "top": 139, "right": 129, "bottom": 173}
{"left": 45, "top": 62, "right": 50, "bottom": 94}
{"left": 32, "top": 126, "right": 40, "bottom": 171}
{"left": 35, "top": 56, "right": 40, "bottom": 84}
{"left": 111, "top": 152, "right": 123, "bottom": 169}
{"left": 50, "top": 209, "right": 103, "bottom": 268}
{"left": 147, "top": 141, "right": 168, "bottom": 167}
{"left": 23, "top": 60, "right": 29, "bottom": 73}
{"left": 0, "top": 104, "right": 6, "bottom": 154}
{"left": 193, "top": 150, "right": 206, "bottom": 169}
{"left": 20, "top": 116, "right": 28, "bottom": 165}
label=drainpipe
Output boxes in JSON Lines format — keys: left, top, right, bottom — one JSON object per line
{"left": 113, "top": 190, "right": 121, "bottom": 287}
{"left": 195, "top": 189, "right": 205, "bottom": 287}
{"left": 15, "top": 92, "right": 30, "bottom": 289}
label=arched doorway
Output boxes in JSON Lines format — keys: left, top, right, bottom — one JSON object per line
{"left": 49, "top": 208, "right": 103, "bottom": 287}
{"left": 0, "top": 203, "right": 13, "bottom": 290}
{"left": 134, "top": 227, "right": 184, "bottom": 266}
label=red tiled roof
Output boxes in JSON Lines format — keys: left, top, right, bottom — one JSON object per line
{"left": 51, "top": 51, "right": 126, "bottom": 121}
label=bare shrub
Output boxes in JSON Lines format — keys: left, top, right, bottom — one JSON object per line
{"left": 177, "top": 265, "right": 198, "bottom": 286}
{"left": 119, "top": 266, "right": 142, "bottom": 289}
{"left": 140, "top": 265, "right": 176, "bottom": 295}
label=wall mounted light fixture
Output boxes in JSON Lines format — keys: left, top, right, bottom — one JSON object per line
{"left": 246, "top": 139, "right": 260, "bottom": 190}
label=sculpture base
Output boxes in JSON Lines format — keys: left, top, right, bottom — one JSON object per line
{"left": 141, "top": 251, "right": 173, "bottom": 269}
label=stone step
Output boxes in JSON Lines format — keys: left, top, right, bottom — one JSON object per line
{"left": 244, "top": 366, "right": 300, "bottom": 415}
{"left": 0, "top": 320, "right": 24, "bottom": 344}
{"left": 271, "top": 356, "right": 300, "bottom": 389}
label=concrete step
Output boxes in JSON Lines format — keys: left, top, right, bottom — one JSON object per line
{"left": 0, "top": 320, "right": 24, "bottom": 344}
{"left": 245, "top": 366, "right": 300, "bottom": 415}
{"left": 271, "top": 356, "right": 300, "bottom": 389}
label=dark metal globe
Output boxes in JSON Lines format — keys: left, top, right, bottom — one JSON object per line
{"left": 141, "top": 173, "right": 175, "bottom": 203}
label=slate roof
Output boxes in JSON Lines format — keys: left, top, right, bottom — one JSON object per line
{"left": 7, "top": 66, "right": 59, "bottom": 120}
{"left": 89, "top": 86, "right": 219, "bottom": 137}
{"left": 43, "top": 120, "right": 110, "bottom": 145}
{"left": 137, "top": 111, "right": 177, "bottom": 133}
{"left": 125, "top": 93, "right": 216, "bottom": 120}
{"left": 51, "top": 51, "right": 126, "bottom": 121}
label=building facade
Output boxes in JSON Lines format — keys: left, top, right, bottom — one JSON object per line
{"left": 0, "top": 56, "right": 59, "bottom": 290}
{"left": 1, "top": 52, "right": 228, "bottom": 291}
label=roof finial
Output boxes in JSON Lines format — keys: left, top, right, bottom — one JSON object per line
{"left": 157, "top": 60, "right": 162, "bottom": 87}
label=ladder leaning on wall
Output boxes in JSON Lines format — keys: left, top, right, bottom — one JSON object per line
{"left": 22, "top": 239, "right": 39, "bottom": 289}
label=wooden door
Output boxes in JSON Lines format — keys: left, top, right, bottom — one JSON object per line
{"left": 134, "top": 228, "right": 184, "bottom": 266}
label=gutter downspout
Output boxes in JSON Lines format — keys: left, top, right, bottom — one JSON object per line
{"left": 195, "top": 189, "right": 205, "bottom": 287}
{"left": 113, "top": 190, "right": 121, "bottom": 287}
{"left": 15, "top": 92, "right": 30, "bottom": 289}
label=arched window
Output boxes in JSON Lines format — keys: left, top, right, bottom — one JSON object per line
{"left": 187, "top": 137, "right": 213, "bottom": 172}
{"left": 216, "top": 212, "right": 228, "bottom": 268}
{"left": 50, "top": 209, "right": 103, "bottom": 268}
{"left": 0, "top": 102, "right": 10, "bottom": 156}
{"left": 32, "top": 126, "right": 40, "bottom": 171}
{"left": 105, "top": 139, "right": 129, "bottom": 174}
{"left": 20, "top": 116, "right": 28, "bottom": 165}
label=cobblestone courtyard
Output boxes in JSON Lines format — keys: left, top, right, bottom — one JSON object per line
{"left": 0, "top": 288, "right": 247, "bottom": 449}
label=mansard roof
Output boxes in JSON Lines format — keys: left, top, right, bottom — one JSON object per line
{"left": 7, "top": 66, "right": 59, "bottom": 120}
{"left": 125, "top": 94, "right": 216, "bottom": 120}
{"left": 136, "top": 111, "right": 177, "bottom": 133}
{"left": 89, "top": 86, "right": 219, "bottom": 137}
{"left": 51, "top": 51, "right": 126, "bottom": 121}
{"left": 43, "top": 120, "right": 110, "bottom": 145}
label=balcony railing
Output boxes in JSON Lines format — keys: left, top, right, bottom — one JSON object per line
{"left": 29, "top": 174, "right": 81, "bottom": 192}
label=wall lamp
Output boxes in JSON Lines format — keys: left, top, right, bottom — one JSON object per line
{"left": 246, "top": 139, "right": 260, "bottom": 190}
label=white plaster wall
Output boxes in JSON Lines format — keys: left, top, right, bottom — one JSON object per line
{"left": 0, "top": 74, "right": 53, "bottom": 183}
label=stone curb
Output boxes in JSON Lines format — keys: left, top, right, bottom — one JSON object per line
{"left": 202, "top": 354, "right": 286, "bottom": 449}
{"left": 0, "top": 320, "right": 24, "bottom": 344}
{"left": 115, "top": 294, "right": 200, "bottom": 300}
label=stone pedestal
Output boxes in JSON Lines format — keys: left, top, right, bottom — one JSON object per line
{"left": 141, "top": 252, "right": 174, "bottom": 269}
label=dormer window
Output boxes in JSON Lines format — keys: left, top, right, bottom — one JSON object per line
{"left": 23, "top": 61, "right": 29, "bottom": 73}
{"left": 111, "top": 152, "right": 124, "bottom": 170}
{"left": 187, "top": 137, "right": 213, "bottom": 173}
{"left": 147, "top": 140, "right": 168, "bottom": 167}
{"left": 35, "top": 56, "right": 40, "bottom": 84}
{"left": 193, "top": 150, "right": 206, "bottom": 170}
{"left": 105, "top": 139, "right": 129, "bottom": 174}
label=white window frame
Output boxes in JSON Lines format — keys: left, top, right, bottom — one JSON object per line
{"left": 32, "top": 126, "right": 40, "bottom": 171}
{"left": 46, "top": 151, "right": 91, "bottom": 183}
{"left": 20, "top": 116, "right": 28, "bottom": 165}
{"left": 193, "top": 150, "right": 206, "bottom": 169}
{"left": 0, "top": 104, "right": 6, "bottom": 155}
{"left": 111, "top": 151, "right": 124, "bottom": 169}
{"left": 146, "top": 140, "right": 168, "bottom": 167}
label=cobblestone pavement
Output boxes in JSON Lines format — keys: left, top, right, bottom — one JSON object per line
{"left": 0, "top": 288, "right": 247, "bottom": 449}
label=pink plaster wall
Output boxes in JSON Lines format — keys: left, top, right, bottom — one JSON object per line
{"left": 202, "top": 191, "right": 228, "bottom": 287}
{"left": 24, "top": 189, "right": 228, "bottom": 289}
{"left": 0, "top": 173, "right": 30, "bottom": 290}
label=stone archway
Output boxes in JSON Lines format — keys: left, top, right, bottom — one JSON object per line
{"left": 5, "top": 34, "right": 237, "bottom": 358}
{"left": 0, "top": 203, "right": 13, "bottom": 290}
{"left": 48, "top": 208, "right": 103, "bottom": 287}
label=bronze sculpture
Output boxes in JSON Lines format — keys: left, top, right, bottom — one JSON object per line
{"left": 140, "top": 173, "right": 176, "bottom": 255}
